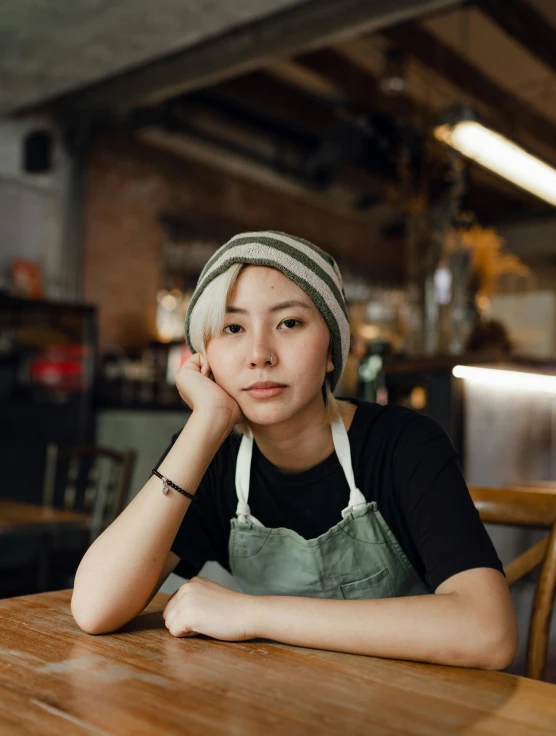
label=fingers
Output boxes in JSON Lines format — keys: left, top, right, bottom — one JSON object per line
{"left": 163, "top": 598, "right": 182, "bottom": 634}
{"left": 162, "top": 579, "right": 203, "bottom": 638}
{"left": 163, "top": 604, "right": 198, "bottom": 638}
{"left": 162, "top": 596, "right": 174, "bottom": 621}
{"left": 185, "top": 353, "right": 213, "bottom": 378}
{"left": 202, "top": 362, "right": 215, "bottom": 381}
{"left": 190, "top": 353, "right": 210, "bottom": 376}
{"left": 162, "top": 578, "right": 197, "bottom": 622}
{"left": 162, "top": 583, "right": 187, "bottom": 620}
{"left": 184, "top": 353, "right": 206, "bottom": 372}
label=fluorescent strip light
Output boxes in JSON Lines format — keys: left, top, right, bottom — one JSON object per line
{"left": 453, "top": 365, "right": 556, "bottom": 394}
{"left": 434, "top": 121, "right": 556, "bottom": 206}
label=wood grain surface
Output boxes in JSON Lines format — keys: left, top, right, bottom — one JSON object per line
{"left": 0, "top": 500, "right": 90, "bottom": 535}
{"left": 0, "top": 589, "right": 555, "bottom": 735}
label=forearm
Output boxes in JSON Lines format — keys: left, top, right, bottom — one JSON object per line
{"left": 72, "top": 410, "right": 233, "bottom": 633}
{"left": 252, "top": 592, "right": 513, "bottom": 671}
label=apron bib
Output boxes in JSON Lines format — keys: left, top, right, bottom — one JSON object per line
{"left": 229, "top": 413, "right": 430, "bottom": 600}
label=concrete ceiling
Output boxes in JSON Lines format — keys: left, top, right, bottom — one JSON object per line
{"left": 0, "top": 0, "right": 305, "bottom": 116}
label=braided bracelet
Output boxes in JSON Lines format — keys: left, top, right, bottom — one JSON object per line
{"left": 151, "top": 468, "right": 197, "bottom": 501}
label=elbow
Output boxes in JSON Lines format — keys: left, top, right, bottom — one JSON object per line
{"left": 74, "top": 620, "right": 107, "bottom": 636}
{"left": 472, "top": 623, "right": 519, "bottom": 672}
{"left": 70, "top": 588, "right": 144, "bottom": 635}
{"left": 71, "top": 565, "right": 105, "bottom": 634}
{"left": 71, "top": 591, "right": 118, "bottom": 636}
{"left": 71, "top": 602, "right": 106, "bottom": 635}
{"left": 481, "top": 635, "right": 519, "bottom": 672}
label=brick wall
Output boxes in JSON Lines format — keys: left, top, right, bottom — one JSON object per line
{"left": 82, "top": 134, "right": 402, "bottom": 350}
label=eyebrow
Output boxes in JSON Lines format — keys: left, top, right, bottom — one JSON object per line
{"left": 225, "top": 299, "right": 313, "bottom": 315}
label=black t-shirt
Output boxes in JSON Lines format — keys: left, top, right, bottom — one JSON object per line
{"left": 155, "top": 398, "right": 504, "bottom": 592}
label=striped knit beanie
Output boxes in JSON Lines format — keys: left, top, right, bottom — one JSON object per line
{"left": 184, "top": 231, "right": 350, "bottom": 392}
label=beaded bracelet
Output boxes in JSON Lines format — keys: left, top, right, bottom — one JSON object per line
{"left": 151, "top": 468, "right": 197, "bottom": 501}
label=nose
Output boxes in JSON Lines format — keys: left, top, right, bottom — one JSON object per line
{"left": 248, "top": 333, "right": 276, "bottom": 368}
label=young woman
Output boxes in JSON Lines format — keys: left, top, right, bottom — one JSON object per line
{"left": 72, "top": 231, "right": 518, "bottom": 670}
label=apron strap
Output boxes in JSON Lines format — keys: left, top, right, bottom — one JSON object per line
{"left": 331, "top": 415, "right": 367, "bottom": 518}
{"left": 235, "top": 430, "right": 264, "bottom": 526}
{"left": 235, "top": 415, "right": 366, "bottom": 523}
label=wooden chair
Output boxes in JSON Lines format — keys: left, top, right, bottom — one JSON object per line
{"left": 39, "top": 444, "right": 136, "bottom": 589}
{"left": 43, "top": 444, "right": 136, "bottom": 541}
{"left": 469, "top": 485, "right": 556, "bottom": 681}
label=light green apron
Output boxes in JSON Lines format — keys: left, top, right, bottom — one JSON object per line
{"left": 229, "top": 414, "right": 430, "bottom": 599}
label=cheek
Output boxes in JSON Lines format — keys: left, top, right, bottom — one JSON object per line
{"left": 206, "top": 341, "right": 248, "bottom": 394}
{"left": 205, "top": 342, "right": 228, "bottom": 379}
{"left": 294, "top": 338, "right": 329, "bottom": 375}
{"left": 206, "top": 338, "right": 228, "bottom": 364}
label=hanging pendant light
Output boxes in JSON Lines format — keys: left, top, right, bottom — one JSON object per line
{"left": 434, "top": 107, "right": 556, "bottom": 207}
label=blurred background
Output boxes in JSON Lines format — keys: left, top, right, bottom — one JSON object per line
{"left": 1, "top": 0, "right": 556, "bottom": 678}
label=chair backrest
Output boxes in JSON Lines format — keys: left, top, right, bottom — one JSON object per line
{"left": 469, "top": 485, "right": 556, "bottom": 681}
{"left": 42, "top": 444, "right": 136, "bottom": 541}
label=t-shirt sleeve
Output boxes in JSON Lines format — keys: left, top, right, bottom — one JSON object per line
{"left": 154, "top": 432, "right": 227, "bottom": 580}
{"left": 392, "top": 411, "right": 505, "bottom": 592}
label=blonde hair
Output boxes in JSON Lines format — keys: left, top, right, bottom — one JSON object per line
{"left": 188, "top": 263, "right": 340, "bottom": 437}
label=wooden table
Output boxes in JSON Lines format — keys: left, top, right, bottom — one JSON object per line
{"left": 1, "top": 591, "right": 556, "bottom": 735}
{"left": 0, "top": 500, "right": 90, "bottom": 535}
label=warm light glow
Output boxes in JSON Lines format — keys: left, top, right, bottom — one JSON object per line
{"left": 434, "top": 121, "right": 556, "bottom": 206}
{"left": 358, "top": 325, "right": 381, "bottom": 341}
{"left": 161, "top": 293, "right": 178, "bottom": 310}
{"left": 453, "top": 365, "right": 556, "bottom": 393}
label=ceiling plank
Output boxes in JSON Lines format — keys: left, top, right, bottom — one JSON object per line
{"left": 479, "top": 0, "right": 556, "bottom": 76}
{"left": 198, "top": 72, "right": 337, "bottom": 135}
{"left": 268, "top": 60, "right": 342, "bottom": 98}
{"left": 184, "top": 68, "right": 535, "bottom": 217}
{"left": 184, "top": 73, "right": 388, "bottom": 196}
{"left": 294, "top": 46, "right": 547, "bottom": 213}
{"left": 46, "top": 0, "right": 461, "bottom": 117}
{"left": 382, "top": 22, "right": 556, "bottom": 160}
{"left": 294, "top": 48, "right": 432, "bottom": 126}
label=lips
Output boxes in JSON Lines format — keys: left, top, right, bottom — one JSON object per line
{"left": 244, "top": 383, "right": 287, "bottom": 399}
{"left": 245, "top": 381, "right": 286, "bottom": 390}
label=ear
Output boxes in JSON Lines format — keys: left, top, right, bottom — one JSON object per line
{"left": 326, "top": 355, "right": 335, "bottom": 373}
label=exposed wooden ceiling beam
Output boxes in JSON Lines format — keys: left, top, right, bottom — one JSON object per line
{"left": 47, "top": 0, "right": 461, "bottom": 117}
{"left": 199, "top": 72, "right": 336, "bottom": 135}
{"left": 479, "top": 0, "right": 556, "bottom": 75}
{"left": 183, "top": 69, "right": 536, "bottom": 220}
{"left": 466, "top": 167, "right": 550, "bottom": 223}
{"left": 268, "top": 60, "right": 342, "bottom": 98}
{"left": 294, "top": 48, "right": 432, "bottom": 126}
{"left": 194, "top": 72, "right": 388, "bottom": 196}
{"left": 382, "top": 22, "right": 556, "bottom": 161}
{"left": 294, "top": 46, "right": 548, "bottom": 214}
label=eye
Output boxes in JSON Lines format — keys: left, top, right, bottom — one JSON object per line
{"left": 223, "top": 324, "right": 243, "bottom": 334}
{"left": 222, "top": 319, "right": 302, "bottom": 335}
{"left": 280, "top": 319, "right": 302, "bottom": 330}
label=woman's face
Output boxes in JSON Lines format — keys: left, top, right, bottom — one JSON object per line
{"left": 205, "top": 265, "right": 334, "bottom": 426}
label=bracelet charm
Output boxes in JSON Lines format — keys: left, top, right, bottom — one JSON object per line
{"left": 151, "top": 468, "right": 197, "bottom": 501}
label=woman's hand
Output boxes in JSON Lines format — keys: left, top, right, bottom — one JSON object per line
{"left": 162, "top": 576, "right": 259, "bottom": 641}
{"left": 176, "top": 353, "right": 244, "bottom": 426}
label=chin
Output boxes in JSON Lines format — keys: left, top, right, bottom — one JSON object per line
{"left": 241, "top": 403, "right": 294, "bottom": 426}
